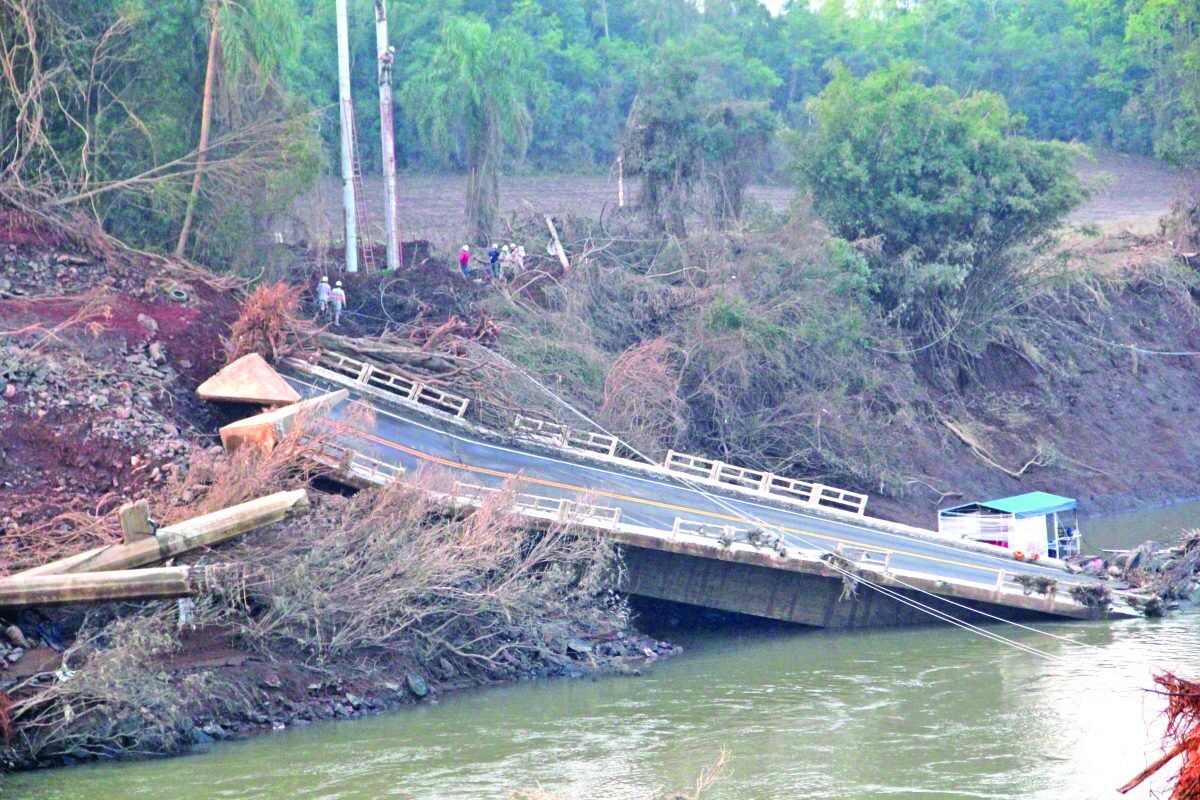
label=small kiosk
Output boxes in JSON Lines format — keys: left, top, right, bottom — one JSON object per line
{"left": 937, "top": 491, "right": 1082, "bottom": 559}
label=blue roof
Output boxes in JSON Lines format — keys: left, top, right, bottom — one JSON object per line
{"left": 947, "top": 491, "right": 1077, "bottom": 519}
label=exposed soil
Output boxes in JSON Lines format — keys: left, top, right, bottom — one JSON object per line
{"left": 0, "top": 210, "right": 238, "bottom": 546}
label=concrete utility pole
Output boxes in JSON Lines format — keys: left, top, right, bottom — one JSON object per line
{"left": 335, "top": 0, "right": 358, "bottom": 272}
{"left": 375, "top": 0, "right": 400, "bottom": 270}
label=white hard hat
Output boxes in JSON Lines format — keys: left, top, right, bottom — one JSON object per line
{"left": 335, "top": 280, "right": 342, "bottom": 287}
{"left": 321, "top": 276, "right": 329, "bottom": 282}
{"left": 463, "top": 244, "right": 470, "bottom": 251}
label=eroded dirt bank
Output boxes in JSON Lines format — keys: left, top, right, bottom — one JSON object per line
{"left": 2, "top": 203, "right": 1200, "bottom": 773}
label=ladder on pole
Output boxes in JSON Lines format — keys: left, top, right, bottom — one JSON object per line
{"left": 348, "top": 113, "right": 378, "bottom": 273}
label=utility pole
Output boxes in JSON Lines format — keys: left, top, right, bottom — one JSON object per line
{"left": 335, "top": 0, "right": 358, "bottom": 272}
{"left": 375, "top": 0, "right": 400, "bottom": 270}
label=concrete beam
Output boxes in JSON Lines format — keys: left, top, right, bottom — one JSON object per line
{"left": 197, "top": 353, "right": 301, "bottom": 406}
{"left": 219, "top": 389, "right": 348, "bottom": 452}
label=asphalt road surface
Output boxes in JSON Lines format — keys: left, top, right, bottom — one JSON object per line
{"left": 284, "top": 370, "right": 1091, "bottom": 595}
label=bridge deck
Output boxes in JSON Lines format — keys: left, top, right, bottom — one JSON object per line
{"left": 280, "top": 365, "right": 1127, "bottom": 623}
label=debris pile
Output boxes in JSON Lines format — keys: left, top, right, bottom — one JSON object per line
{"left": 1121, "top": 673, "right": 1200, "bottom": 797}
{"left": 1111, "top": 532, "right": 1200, "bottom": 615}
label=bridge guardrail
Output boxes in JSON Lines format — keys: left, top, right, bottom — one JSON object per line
{"left": 671, "top": 517, "right": 786, "bottom": 554}
{"left": 511, "top": 415, "right": 619, "bottom": 457}
{"left": 453, "top": 481, "right": 622, "bottom": 527}
{"left": 664, "top": 450, "right": 869, "bottom": 516}
{"left": 317, "top": 351, "right": 470, "bottom": 418}
{"left": 303, "top": 437, "right": 406, "bottom": 486}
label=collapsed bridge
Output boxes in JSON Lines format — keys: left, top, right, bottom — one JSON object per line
{"left": 209, "top": 349, "right": 1136, "bottom": 628}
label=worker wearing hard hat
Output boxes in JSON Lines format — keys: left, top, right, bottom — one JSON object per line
{"left": 316, "top": 275, "right": 331, "bottom": 318}
{"left": 459, "top": 244, "right": 471, "bottom": 278}
{"left": 330, "top": 280, "right": 346, "bottom": 326}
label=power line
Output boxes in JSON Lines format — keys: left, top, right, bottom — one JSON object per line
{"left": 481, "top": 348, "right": 1077, "bottom": 663}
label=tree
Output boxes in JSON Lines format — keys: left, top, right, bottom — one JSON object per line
{"left": 1122, "top": 0, "right": 1200, "bottom": 168}
{"left": 400, "top": 15, "right": 545, "bottom": 243}
{"left": 624, "top": 30, "right": 780, "bottom": 235}
{"left": 174, "top": 0, "right": 300, "bottom": 258}
{"left": 796, "top": 62, "right": 1085, "bottom": 354}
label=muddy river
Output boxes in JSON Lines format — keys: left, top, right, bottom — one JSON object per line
{"left": 9, "top": 502, "right": 1200, "bottom": 800}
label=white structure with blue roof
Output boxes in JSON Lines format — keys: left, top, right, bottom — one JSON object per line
{"left": 937, "top": 491, "right": 1082, "bottom": 559}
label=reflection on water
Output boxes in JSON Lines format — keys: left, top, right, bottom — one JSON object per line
{"left": 7, "top": 505, "right": 1199, "bottom": 800}
{"left": 1085, "top": 499, "right": 1200, "bottom": 554}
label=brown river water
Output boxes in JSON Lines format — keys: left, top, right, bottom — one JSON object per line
{"left": 7, "top": 501, "right": 1200, "bottom": 800}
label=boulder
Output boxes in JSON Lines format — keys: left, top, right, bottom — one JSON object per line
{"left": 405, "top": 672, "right": 429, "bottom": 698}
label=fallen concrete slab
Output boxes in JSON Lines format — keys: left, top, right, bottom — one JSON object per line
{"left": 197, "top": 352, "right": 301, "bottom": 406}
{"left": 219, "top": 389, "right": 347, "bottom": 452}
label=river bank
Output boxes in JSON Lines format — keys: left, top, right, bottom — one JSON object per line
{"left": 8, "top": 584, "right": 1199, "bottom": 800}
{"left": 3, "top": 200, "right": 1200, "bottom": 779}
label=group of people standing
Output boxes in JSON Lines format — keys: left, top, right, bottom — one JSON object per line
{"left": 459, "top": 242, "right": 526, "bottom": 281}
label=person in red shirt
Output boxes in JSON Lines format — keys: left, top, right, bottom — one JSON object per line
{"left": 459, "top": 245, "right": 471, "bottom": 278}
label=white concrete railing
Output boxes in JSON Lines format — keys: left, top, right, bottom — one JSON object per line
{"left": 664, "top": 450, "right": 869, "bottom": 516}
{"left": 317, "top": 351, "right": 470, "bottom": 418}
{"left": 831, "top": 542, "right": 893, "bottom": 573}
{"left": 670, "top": 517, "right": 784, "bottom": 552}
{"left": 511, "top": 415, "right": 619, "bottom": 457}
{"left": 304, "top": 437, "right": 405, "bottom": 486}
{"left": 453, "top": 481, "right": 622, "bottom": 527}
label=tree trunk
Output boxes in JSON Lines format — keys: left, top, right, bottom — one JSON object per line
{"left": 465, "top": 126, "right": 498, "bottom": 244}
{"left": 175, "top": 2, "right": 220, "bottom": 259}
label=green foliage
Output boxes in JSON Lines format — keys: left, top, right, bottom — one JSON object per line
{"left": 7, "top": 0, "right": 1198, "bottom": 267}
{"left": 400, "top": 14, "right": 547, "bottom": 241}
{"left": 624, "top": 38, "right": 779, "bottom": 234}
{"left": 796, "top": 62, "right": 1085, "bottom": 341}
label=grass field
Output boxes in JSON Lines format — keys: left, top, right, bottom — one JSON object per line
{"left": 286, "top": 150, "right": 1192, "bottom": 250}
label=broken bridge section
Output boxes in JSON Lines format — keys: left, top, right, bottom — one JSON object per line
{"left": 202, "top": 350, "right": 1136, "bottom": 628}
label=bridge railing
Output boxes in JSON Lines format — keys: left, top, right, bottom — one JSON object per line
{"left": 511, "top": 415, "right": 619, "bottom": 457}
{"left": 303, "top": 437, "right": 405, "bottom": 486}
{"left": 316, "top": 351, "right": 470, "bottom": 418}
{"left": 671, "top": 517, "right": 786, "bottom": 553}
{"left": 664, "top": 450, "right": 869, "bottom": 516}
{"left": 453, "top": 481, "right": 623, "bottom": 527}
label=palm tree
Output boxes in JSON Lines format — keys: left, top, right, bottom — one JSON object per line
{"left": 400, "top": 15, "right": 544, "bottom": 244}
{"left": 175, "top": 0, "right": 298, "bottom": 259}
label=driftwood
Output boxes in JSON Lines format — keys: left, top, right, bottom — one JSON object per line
{"left": 546, "top": 215, "right": 570, "bottom": 272}
{"left": 6, "top": 490, "right": 309, "bottom": 578}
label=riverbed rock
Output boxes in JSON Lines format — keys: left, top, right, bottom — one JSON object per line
{"left": 136, "top": 313, "right": 158, "bottom": 333}
{"left": 566, "top": 637, "right": 593, "bottom": 655}
{"left": 405, "top": 672, "right": 429, "bottom": 698}
{"left": 4, "top": 624, "right": 30, "bottom": 649}
{"left": 201, "top": 722, "right": 227, "bottom": 739}
{"left": 191, "top": 726, "right": 214, "bottom": 745}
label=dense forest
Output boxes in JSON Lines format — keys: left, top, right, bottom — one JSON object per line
{"left": 3, "top": 0, "right": 1197, "bottom": 263}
